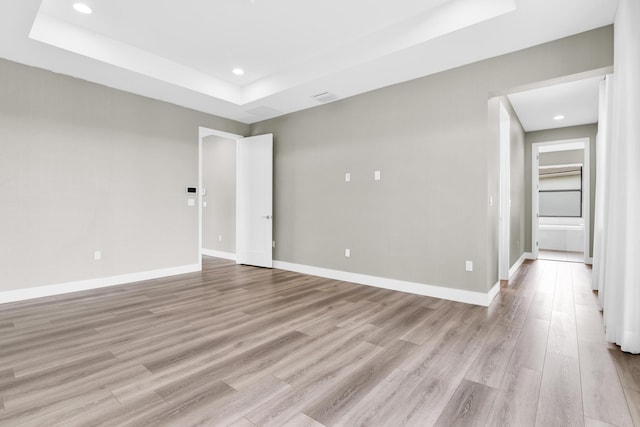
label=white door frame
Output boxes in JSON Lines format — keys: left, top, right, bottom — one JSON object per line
{"left": 531, "top": 138, "right": 590, "bottom": 263}
{"left": 198, "top": 126, "right": 244, "bottom": 268}
{"left": 499, "top": 102, "right": 511, "bottom": 281}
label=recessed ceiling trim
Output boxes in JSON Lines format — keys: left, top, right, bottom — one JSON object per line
{"left": 241, "top": 0, "right": 516, "bottom": 104}
{"left": 29, "top": 0, "right": 515, "bottom": 108}
{"left": 29, "top": 13, "right": 241, "bottom": 104}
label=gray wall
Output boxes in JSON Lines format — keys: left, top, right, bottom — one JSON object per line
{"left": 0, "top": 58, "right": 249, "bottom": 292}
{"left": 539, "top": 149, "right": 584, "bottom": 166}
{"left": 507, "top": 101, "right": 527, "bottom": 268}
{"left": 525, "top": 124, "right": 598, "bottom": 256}
{"left": 202, "top": 136, "right": 236, "bottom": 253}
{"left": 251, "top": 26, "right": 612, "bottom": 293}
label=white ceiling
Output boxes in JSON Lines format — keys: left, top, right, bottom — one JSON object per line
{"left": 508, "top": 76, "right": 603, "bottom": 132}
{"left": 0, "top": 0, "right": 618, "bottom": 124}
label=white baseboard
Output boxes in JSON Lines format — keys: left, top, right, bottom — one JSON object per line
{"left": 0, "top": 264, "right": 201, "bottom": 305}
{"left": 509, "top": 252, "right": 532, "bottom": 278}
{"left": 202, "top": 249, "right": 236, "bottom": 261}
{"left": 273, "top": 261, "right": 497, "bottom": 307}
{"left": 488, "top": 281, "right": 501, "bottom": 305}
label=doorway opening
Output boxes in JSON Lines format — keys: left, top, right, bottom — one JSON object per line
{"left": 198, "top": 127, "right": 274, "bottom": 269}
{"left": 532, "top": 138, "right": 590, "bottom": 263}
{"left": 198, "top": 127, "right": 243, "bottom": 266}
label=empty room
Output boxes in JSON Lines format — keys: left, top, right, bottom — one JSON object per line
{"left": 1, "top": 0, "right": 639, "bottom": 426}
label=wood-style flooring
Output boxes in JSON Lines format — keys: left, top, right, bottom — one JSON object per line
{"left": 0, "top": 256, "right": 638, "bottom": 426}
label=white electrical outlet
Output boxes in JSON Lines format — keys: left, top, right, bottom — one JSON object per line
{"left": 465, "top": 260, "right": 473, "bottom": 272}
{"left": 345, "top": 172, "right": 351, "bottom": 182}
{"left": 374, "top": 170, "right": 381, "bottom": 181}
{"left": 345, "top": 248, "right": 351, "bottom": 258}
{"left": 187, "top": 198, "right": 195, "bottom": 206}
{"left": 94, "top": 250, "right": 101, "bottom": 261}
{"left": 218, "top": 235, "right": 222, "bottom": 242}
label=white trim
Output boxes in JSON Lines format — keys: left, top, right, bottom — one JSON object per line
{"left": 531, "top": 137, "right": 590, "bottom": 264}
{"left": 235, "top": 140, "right": 241, "bottom": 265}
{"left": 532, "top": 146, "right": 540, "bottom": 259}
{"left": 202, "top": 249, "right": 236, "bottom": 261}
{"left": 585, "top": 257, "right": 593, "bottom": 265}
{"left": 509, "top": 252, "right": 529, "bottom": 277}
{"left": 0, "top": 264, "right": 201, "bottom": 305}
{"left": 199, "top": 127, "right": 244, "bottom": 140}
{"left": 488, "top": 281, "right": 501, "bottom": 305}
{"left": 538, "top": 141, "right": 585, "bottom": 152}
{"left": 198, "top": 126, "right": 244, "bottom": 269}
{"left": 583, "top": 141, "right": 591, "bottom": 264}
{"left": 273, "top": 261, "right": 498, "bottom": 307}
{"left": 499, "top": 102, "right": 511, "bottom": 281}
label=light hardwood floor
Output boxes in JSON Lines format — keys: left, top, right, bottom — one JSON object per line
{"left": 0, "top": 257, "right": 638, "bottom": 426}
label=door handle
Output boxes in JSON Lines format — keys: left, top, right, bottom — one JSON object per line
{"left": 262, "top": 215, "right": 272, "bottom": 219}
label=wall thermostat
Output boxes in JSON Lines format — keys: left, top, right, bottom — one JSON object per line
{"left": 185, "top": 187, "right": 197, "bottom": 194}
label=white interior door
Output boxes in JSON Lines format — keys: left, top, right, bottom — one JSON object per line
{"left": 237, "top": 134, "right": 273, "bottom": 267}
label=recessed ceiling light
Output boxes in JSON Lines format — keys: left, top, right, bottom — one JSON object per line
{"left": 232, "top": 68, "right": 245, "bottom": 76}
{"left": 73, "top": 3, "right": 93, "bottom": 14}
{"left": 553, "top": 114, "right": 565, "bottom": 120}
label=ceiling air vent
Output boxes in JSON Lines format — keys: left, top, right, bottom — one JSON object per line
{"left": 311, "top": 92, "right": 338, "bottom": 103}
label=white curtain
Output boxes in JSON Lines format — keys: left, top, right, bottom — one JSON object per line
{"left": 592, "top": 0, "right": 640, "bottom": 354}
{"left": 592, "top": 76, "right": 612, "bottom": 300}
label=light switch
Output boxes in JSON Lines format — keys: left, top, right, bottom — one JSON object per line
{"left": 94, "top": 250, "right": 101, "bottom": 261}
{"left": 203, "top": 201, "right": 207, "bottom": 208}
{"left": 374, "top": 170, "right": 381, "bottom": 181}
{"left": 345, "top": 173, "right": 351, "bottom": 182}
{"left": 465, "top": 260, "right": 473, "bottom": 272}
{"left": 187, "top": 198, "right": 195, "bottom": 206}
{"left": 345, "top": 248, "right": 351, "bottom": 258}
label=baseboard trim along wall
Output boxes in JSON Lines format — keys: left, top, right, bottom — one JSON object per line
{"left": 0, "top": 264, "right": 201, "bottom": 305}
{"left": 202, "top": 249, "right": 236, "bottom": 261}
{"left": 274, "top": 261, "right": 500, "bottom": 307}
{"left": 509, "top": 252, "right": 533, "bottom": 278}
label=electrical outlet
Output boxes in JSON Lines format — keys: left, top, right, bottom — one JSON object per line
{"left": 345, "top": 173, "right": 351, "bottom": 182}
{"left": 465, "top": 260, "right": 473, "bottom": 272}
{"left": 345, "top": 248, "right": 351, "bottom": 258}
{"left": 94, "top": 250, "right": 101, "bottom": 261}
{"left": 374, "top": 170, "right": 381, "bottom": 181}
{"left": 218, "top": 235, "right": 222, "bottom": 242}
